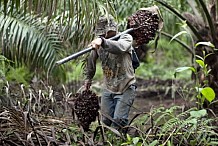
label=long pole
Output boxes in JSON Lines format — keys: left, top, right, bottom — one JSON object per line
{"left": 56, "top": 28, "right": 133, "bottom": 65}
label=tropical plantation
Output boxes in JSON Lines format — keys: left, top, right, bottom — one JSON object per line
{"left": 0, "top": 0, "right": 218, "bottom": 145}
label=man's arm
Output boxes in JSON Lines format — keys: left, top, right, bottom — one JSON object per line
{"left": 90, "top": 34, "right": 133, "bottom": 54}
{"left": 83, "top": 50, "right": 98, "bottom": 90}
{"left": 101, "top": 34, "right": 133, "bottom": 54}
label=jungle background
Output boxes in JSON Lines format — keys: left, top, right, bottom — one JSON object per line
{"left": 0, "top": 0, "right": 218, "bottom": 145}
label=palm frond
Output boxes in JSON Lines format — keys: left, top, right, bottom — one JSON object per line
{"left": 0, "top": 0, "right": 114, "bottom": 53}
{"left": 0, "top": 0, "right": 116, "bottom": 82}
{"left": 199, "top": 0, "right": 217, "bottom": 44}
{"left": 154, "top": 0, "right": 203, "bottom": 41}
{"left": 0, "top": 12, "right": 63, "bottom": 74}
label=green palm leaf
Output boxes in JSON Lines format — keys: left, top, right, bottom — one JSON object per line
{"left": 0, "top": 0, "right": 116, "bottom": 82}
{"left": 0, "top": 12, "right": 63, "bottom": 74}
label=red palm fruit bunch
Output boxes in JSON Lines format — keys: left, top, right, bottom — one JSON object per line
{"left": 73, "top": 90, "right": 99, "bottom": 131}
{"left": 127, "top": 8, "right": 161, "bottom": 46}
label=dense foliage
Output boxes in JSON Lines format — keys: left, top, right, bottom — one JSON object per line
{"left": 0, "top": 0, "right": 218, "bottom": 145}
{"left": 0, "top": 83, "right": 217, "bottom": 145}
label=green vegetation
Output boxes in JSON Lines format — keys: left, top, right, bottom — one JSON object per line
{"left": 175, "top": 48, "right": 216, "bottom": 109}
{"left": 136, "top": 38, "right": 192, "bottom": 80}
{"left": 1, "top": 84, "right": 217, "bottom": 145}
{"left": 0, "top": 0, "right": 218, "bottom": 145}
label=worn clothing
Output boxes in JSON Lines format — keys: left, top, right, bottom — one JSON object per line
{"left": 84, "top": 33, "right": 136, "bottom": 128}
{"left": 101, "top": 84, "right": 136, "bottom": 128}
{"left": 84, "top": 33, "right": 136, "bottom": 94}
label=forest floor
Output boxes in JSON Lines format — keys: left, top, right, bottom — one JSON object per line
{"left": 75, "top": 77, "right": 196, "bottom": 119}
{"left": 129, "top": 78, "right": 195, "bottom": 119}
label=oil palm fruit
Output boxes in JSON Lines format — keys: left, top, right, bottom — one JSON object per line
{"left": 73, "top": 90, "right": 99, "bottom": 131}
{"left": 127, "top": 6, "right": 163, "bottom": 46}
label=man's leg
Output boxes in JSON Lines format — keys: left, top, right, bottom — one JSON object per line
{"left": 101, "top": 90, "right": 115, "bottom": 126}
{"left": 112, "top": 85, "right": 136, "bottom": 128}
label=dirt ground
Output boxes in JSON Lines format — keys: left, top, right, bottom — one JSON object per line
{"left": 67, "top": 77, "right": 194, "bottom": 109}
{"left": 130, "top": 94, "right": 188, "bottom": 118}
{"left": 62, "top": 77, "right": 195, "bottom": 119}
{"left": 129, "top": 78, "right": 194, "bottom": 118}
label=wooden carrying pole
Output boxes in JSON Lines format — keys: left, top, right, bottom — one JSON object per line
{"left": 56, "top": 28, "right": 133, "bottom": 65}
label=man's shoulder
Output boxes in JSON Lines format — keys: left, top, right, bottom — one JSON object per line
{"left": 119, "top": 33, "right": 133, "bottom": 41}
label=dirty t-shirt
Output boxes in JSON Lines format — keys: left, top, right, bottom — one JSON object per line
{"left": 84, "top": 34, "right": 136, "bottom": 94}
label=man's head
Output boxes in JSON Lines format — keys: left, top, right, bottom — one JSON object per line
{"left": 95, "top": 15, "right": 118, "bottom": 38}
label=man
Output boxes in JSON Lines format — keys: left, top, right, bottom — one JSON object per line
{"left": 83, "top": 15, "right": 136, "bottom": 130}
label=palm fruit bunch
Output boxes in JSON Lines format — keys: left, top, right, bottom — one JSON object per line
{"left": 127, "top": 9, "right": 160, "bottom": 45}
{"left": 73, "top": 90, "right": 99, "bottom": 131}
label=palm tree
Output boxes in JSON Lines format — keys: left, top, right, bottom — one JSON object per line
{"left": 155, "top": 0, "right": 218, "bottom": 109}
{"left": 0, "top": 0, "right": 116, "bottom": 83}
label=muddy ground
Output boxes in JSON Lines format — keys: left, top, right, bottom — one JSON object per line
{"left": 75, "top": 77, "right": 195, "bottom": 118}
{"left": 129, "top": 78, "right": 194, "bottom": 118}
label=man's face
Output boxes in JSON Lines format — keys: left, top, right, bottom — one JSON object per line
{"left": 105, "top": 30, "right": 116, "bottom": 39}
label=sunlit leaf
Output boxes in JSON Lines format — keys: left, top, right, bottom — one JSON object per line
{"left": 103, "top": 125, "right": 122, "bottom": 137}
{"left": 174, "top": 66, "right": 196, "bottom": 78}
{"left": 127, "top": 134, "right": 131, "bottom": 141}
{"left": 189, "top": 118, "right": 197, "bottom": 124}
{"left": 190, "top": 109, "right": 207, "bottom": 118}
{"left": 196, "top": 59, "right": 204, "bottom": 68}
{"left": 148, "top": 140, "right": 159, "bottom": 146}
{"left": 170, "top": 31, "right": 187, "bottom": 43}
{"left": 175, "top": 66, "right": 196, "bottom": 73}
{"left": 132, "top": 137, "right": 140, "bottom": 145}
{"left": 195, "top": 55, "right": 204, "bottom": 61}
{"left": 201, "top": 87, "right": 215, "bottom": 102}
{"left": 195, "top": 87, "right": 203, "bottom": 92}
{"left": 180, "top": 20, "right": 188, "bottom": 28}
{"left": 195, "top": 41, "right": 215, "bottom": 48}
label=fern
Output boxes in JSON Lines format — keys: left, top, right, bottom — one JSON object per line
{"left": 152, "top": 106, "right": 181, "bottom": 126}
{"left": 142, "top": 106, "right": 218, "bottom": 145}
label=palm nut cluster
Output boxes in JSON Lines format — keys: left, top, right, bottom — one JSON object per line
{"left": 127, "top": 9, "right": 160, "bottom": 45}
{"left": 73, "top": 90, "right": 99, "bottom": 131}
